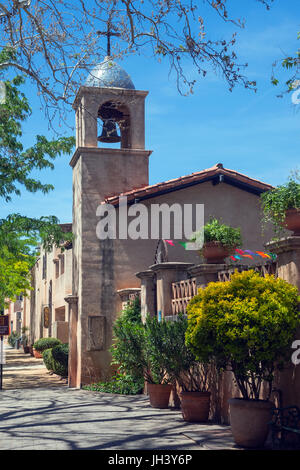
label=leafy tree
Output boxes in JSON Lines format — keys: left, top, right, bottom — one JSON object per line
{"left": 0, "top": 0, "right": 275, "bottom": 121}
{"left": 186, "top": 270, "right": 300, "bottom": 400}
{"left": 0, "top": 51, "right": 75, "bottom": 308}
{"left": 271, "top": 31, "right": 300, "bottom": 96}
{"left": 0, "top": 246, "right": 33, "bottom": 311}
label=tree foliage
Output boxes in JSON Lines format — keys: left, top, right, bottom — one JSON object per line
{"left": 186, "top": 270, "right": 300, "bottom": 400}
{"left": 271, "top": 31, "right": 300, "bottom": 95}
{"left": 0, "top": 0, "right": 275, "bottom": 122}
{"left": 0, "top": 51, "right": 75, "bottom": 308}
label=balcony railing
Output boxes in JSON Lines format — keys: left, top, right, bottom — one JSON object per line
{"left": 171, "top": 278, "right": 197, "bottom": 315}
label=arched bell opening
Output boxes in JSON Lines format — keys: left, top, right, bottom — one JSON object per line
{"left": 97, "top": 101, "right": 131, "bottom": 149}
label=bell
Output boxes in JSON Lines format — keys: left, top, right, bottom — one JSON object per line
{"left": 98, "top": 119, "right": 121, "bottom": 143}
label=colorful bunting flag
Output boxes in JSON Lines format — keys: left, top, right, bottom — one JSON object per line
{"left": 163, "top": 240, "right": 277, "bottom": 261}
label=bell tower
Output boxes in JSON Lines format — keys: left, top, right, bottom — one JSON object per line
{"left": 68, "top": 58, "right": 151, "bottom": 387}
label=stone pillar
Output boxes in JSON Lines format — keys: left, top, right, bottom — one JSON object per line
{"left": 150, "top": 263, "right": 194, "bottom": 319}
{"left": 266, "top": 236, "right": 300, "bottom": 291}
{"left": 65, "top": 295, "right": 79, "bottom": 388}
{"left": 188, "top": 264, "right": 227, "bottom": 290}
{"left": 136, "top": 270, "right": 155, "bottom": 321}
{"left": 117, "top": 288, "right": 141, "bottom": 311}
{"left": 266, "top": 236, "right": 300, "bottom": 409}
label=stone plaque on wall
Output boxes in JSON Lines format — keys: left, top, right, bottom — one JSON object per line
{"left": 87, "top": 316, "right": 106, "bottom": 351}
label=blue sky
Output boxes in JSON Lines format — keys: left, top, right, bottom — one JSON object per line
{"left": 1, "top": 0, "right": 299, "bottom": 223}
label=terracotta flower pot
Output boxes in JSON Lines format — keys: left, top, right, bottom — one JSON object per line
{"left": 33, "top": 348, "right": 43, "bottom": 359}
{"left": 202, "top": 242, "right": 231, "bottom": 264}
{"left": 229, "top": 398, "right": 274, "bottom": 448}
{"left": 147, "top": 383, "right": 172, "bottom": 409}
{"left": 283, "top": 208, "right": 300, "bottom": 235}
{"left": 180, "top": 391, "right": 211, "bottom": 422}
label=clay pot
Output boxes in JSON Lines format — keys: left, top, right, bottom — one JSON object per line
{"left": 147, "top": 383, "right": 172, "bottom": 409}
{"left": 33, "top": 348, "right": 43, "bottom": 359}
{"left": 229, "top": 398, "right": 274, "bottom": 448}
{"left": 180, "top": 391, "right": 211, "bottom": 422}
{"left": 283, "top": 208, "right": 300, "bottom": 235}
{"left": 202, "top": 242, "right": 231, "bottom": 264}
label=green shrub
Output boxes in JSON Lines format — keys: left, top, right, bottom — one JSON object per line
{"left": 42, "top": 343, "right": 68, "bottom": 377}
{"left": 261, "top": 175, "right": 300, "bottom": 235}
{"left": 186, "top": 270, "right": 300, "bottom": 400}
{"left": 191, "top": 218, "right": 242, "bottom": 249}
{"left": 160, "top": 314, "right": 212, "bottom": 392}
{"left": 33, "top": 337, "right": 61, "bottom": 352}
{"left": 42, "top": 348, "right": 54, "bottom": 371}
{"left": 8, "top": 331, "right": 19, "bottom": 347}
{"left": 110, "top": 297, "right": 145, "bottom": 384}
{"left": 83, "top": 373, "right": 144, "bottom": 395}
{"left": 52, "top": 343, "right": 68, "bottom": 375}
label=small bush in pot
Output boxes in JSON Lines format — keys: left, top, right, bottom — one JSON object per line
{"left": 191, "top": 218, "right": 242, "bottom": 263}
{"left": 186, "top": 270, "right": 300, "bottom": 448}
{"left": 20, "top": 327, "right": 30, "bottom": 353}
{"left": 143, "top": 316, "right": 173, "bottom": 408}
{"left": 8, "top": 331, "right": 19, "bottom": 348}
{"left": 33, "top": 337, "right": 61, "bottom": 352}
{"left": 33, "top": 337, "right": 61, "bottom": 358}
{"left": 160, "top": 314, "right": 213, "bottom": 421}
{"left": 260, "top": 173, "right": 300, "bottom": 236}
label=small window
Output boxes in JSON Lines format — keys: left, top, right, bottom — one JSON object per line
{"left": 42, "top": 254, "right": 47, "bottom": 280}
{"left": 60, "top": 255, "right": 65, "bottom": 275}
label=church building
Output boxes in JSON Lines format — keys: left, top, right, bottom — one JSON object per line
{"left": 11, "top": 57, "right": 276, "bottom": 388}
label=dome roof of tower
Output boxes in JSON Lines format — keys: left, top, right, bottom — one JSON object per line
{"left": 85, "top": 57, "right": 135, "bottom": 90}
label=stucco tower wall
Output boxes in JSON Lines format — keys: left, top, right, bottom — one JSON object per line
{"left": 71, "top": 147, "right": 150, "bottom": 385}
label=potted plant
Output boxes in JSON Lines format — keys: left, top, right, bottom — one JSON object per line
{"left": 186, "top": 270, "right": 300, "bottom": 448}
{"left": 191, "top": 218, "right": 242, "bottom": 263}
{"left": 143, "top": 316, "right": 173, "bottom": 409}
{"left": 261, "top": 174, "right": 300, "bottom": 236}
{"left": 163, "top": 314, "right": 212, "bottom": 422}
{"left": 20, "top": 327, "right": 30, "bottom": 353}
{"left": 33, "top": 337, "right": 62, "bottom": 358}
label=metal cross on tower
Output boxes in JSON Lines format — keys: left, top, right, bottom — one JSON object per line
{"left": 96, "top": 7, "right": 121, "bottom": 57}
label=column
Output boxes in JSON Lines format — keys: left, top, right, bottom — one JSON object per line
{"left": 187, "top": 263, "right": 228, "bottom": 290}
{"left": 149, "top": 262, "right": 194, "bottom": 319}
{"left": 65, "top": 295, "right": 79, "bottom": 388}
{"left": 135, "top": 270, "right": 155, "bottom": 321}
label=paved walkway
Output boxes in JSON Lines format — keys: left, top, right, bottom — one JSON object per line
{"left": 2, "top": 346, "right": 67, "bottom": 389}
{"left": 0, "top": 346, "right": 240, "bottom": 450}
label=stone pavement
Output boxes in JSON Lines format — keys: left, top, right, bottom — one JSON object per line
{"left": 0, "top": 346, "right": 241, "bottom": 450}
{"left": 2, "top": 346, "right": 67, "bottom": 389}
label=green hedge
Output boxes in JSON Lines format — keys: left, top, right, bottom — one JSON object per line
{"left": 42, "top": 343, "right": 68, "bottom": 377}
{"left": 42, "top": 348, "right": 54, "bottom": 372}
{"left": 33, "top": 337, "right": 61, "bottom": 352}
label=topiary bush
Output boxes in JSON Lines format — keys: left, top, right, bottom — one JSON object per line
{"left": 42, "top": 348, "right": 54, "bottom": 372}
{"left": 52, "top": 343, "right": 68, "bottom": 376}
{"left": 33, "top": 337, "right": 61, "bottom": 352}
{"left": 186, "top": 270, "right": 300, "bottom": 400}
{"left": 42, "top": 343, "right": 68, "bottom": 377}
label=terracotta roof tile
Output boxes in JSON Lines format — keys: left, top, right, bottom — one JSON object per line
{"left": 104, "top": 163, "right": 273, "bottom": 205}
